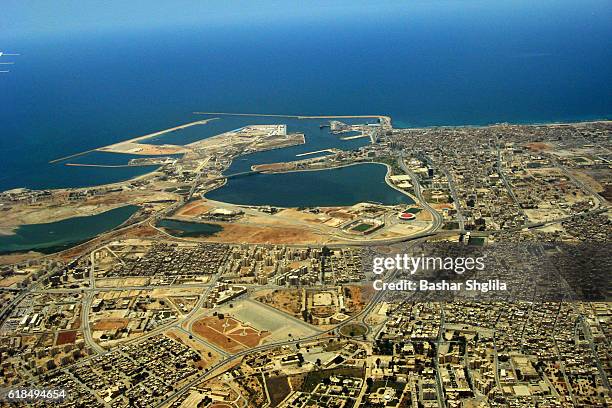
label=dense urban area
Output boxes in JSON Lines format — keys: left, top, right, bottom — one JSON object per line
{"left": 0, "top": 117, "right": 610, "bottom": 407}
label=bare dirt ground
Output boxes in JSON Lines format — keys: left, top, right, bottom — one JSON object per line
{"left": 192, "top": 315, "right": 269, "bottom": 352}
{"left": 525, "top": 142, "right": 553, "bottom": 151}
{"left": 569, "top": 169, "right": 605, "bottom": 194}
{"left": 0, "top": 226, "right": 16, "bottom": 235}
{"left": 92, "top": 318, "right": 129, "bottom": 331}
{"left": 0, "top": 252, "right": 43, "bottom": 266}
{"left": 252, "top": 162, "right": 294, "bottom": 172}
{"left": 204, "top": 223, "right": 331, "bottom": 245}
{"left": 0, "top": 191, "right": 176, "bottom": 227}
{"left": 415, "top": 207, "right": 434, "bottom": 222}
{"left": 0, "top": 274, "right": 30, "bottom": 287}
{"left": 122, "top": 224, "right": 164, "bottom": 239}
{"left": 276, "top": 208, "right": 328, "bottom": 223}
{"left": 384, "top": 223, "right": 427, "bottom": 238}
{"left": 96, "top": 277, "right": 150, "bottom": 288}
{"left": 325, "top": 208, "right": 355, "bottom": 220}
{"left": 344, "top": 285, "right": 373, "bottom": 315}
{"left": 56, "top": 330, "right": 78, "bottom": 346}
{"left": 175, "top": 200, "right": 212, "bottom": 217}
{"left": 255, "top": 289, "right": 303, "bottom": 318}
{"left": 57, "top": 223, "right": 163, "bottom": 262}
{"left": 98, "top": 142, "right": 187, "bottom": 155}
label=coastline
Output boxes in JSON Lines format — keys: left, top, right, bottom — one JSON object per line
{"left": 252, "top": 161, "right": 417, "bottom": 205}
{"left": 0, "top": 227, "right": 17, "bottom": 237}
{"left": 4, "top": 116, "right": 609, "bottom": 198}
{"left": 49, "top": 118, "right": 217, "bottom": 164}
{"left": 381, "top": 163, "right": 419, "bottom": 204}
{"left": 392, "top": 118, "right": 611, "bottom": 130}
{"left": 203, "top": 161, "right": 415, "bottom": 209}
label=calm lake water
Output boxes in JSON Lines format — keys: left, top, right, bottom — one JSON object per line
{"left": 206, "top": 163, "right": 413, "bottom": 207}
{"left": 157, "top": 219, "right": 223, "bottom": 237}
{"left": 0, "top": 205, "right": 139, "bottom": 254}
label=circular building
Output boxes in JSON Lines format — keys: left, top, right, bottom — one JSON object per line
{"left": 398, "top": 212, "right": 416, "bottom": 221}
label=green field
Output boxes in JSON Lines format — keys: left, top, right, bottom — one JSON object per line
{"left": 468, "top": 236, "right": 486, "bottom": 246}
{"left": 404, "top": 207, "right": 422, "bottom": 214}
{"left": 351, "top": 223, "right": 374, "bottom": 232}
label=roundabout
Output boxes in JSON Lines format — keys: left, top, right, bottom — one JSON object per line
{"left": 338, "top": 322, "right": 369, "bottom": 338}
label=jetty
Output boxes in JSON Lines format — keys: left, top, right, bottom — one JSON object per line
{"left": 49, "top": 119, "right": 216, "bottom": 164}
{"left": 295, "top": 149, "right": 339, "bottom": 157}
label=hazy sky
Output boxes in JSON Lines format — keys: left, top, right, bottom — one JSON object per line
{"left": 3, "top": 0, "right": 400, "bottom": 39}
{"left": 5, "top": 0, "right": 609, "bottom": 41}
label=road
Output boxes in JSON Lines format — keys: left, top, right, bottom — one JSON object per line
{"left": 154, "top": 237, "right": 429, "bottom": 407}
{"left": 579, "top": 316, "right": 610, "bottom": 390}
{"left": 434, "top": 305, "right": 447, "bottom": 408}
{"left": 81, "top": 291, "right": 105, "bottom": 354}
{"left": 549, "top": 155, "right": 606, "bottom": 207}
{"left": 3, "top": 129, "right": 609, "bottom": 406}
{"left": 398, "top": 154, "right": 444, "bottom": 232}
{"left": 442, "top": 168, "right": 465, "bottom": 230}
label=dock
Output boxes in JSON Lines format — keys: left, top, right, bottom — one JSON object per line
{"left": 295, "top": 149, "right": 338, "bottom": 157}
{"left": 64, "top": 163, "right": 155, "bottom": 168}
{"left": 49, "top": 118, "right": 217, "bottom": 164}
{"left": 340, "top": 133, "right": 370, "bottom": 141}
{"left": 193, "top": 111, "right": 391, "bottom": 126}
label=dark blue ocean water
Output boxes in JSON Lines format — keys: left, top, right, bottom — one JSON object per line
{"left": 1, "top": 0, "right": 610, "bottom": 192}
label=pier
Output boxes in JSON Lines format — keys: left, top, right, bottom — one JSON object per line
{"left": 49, "top": 119, "right": 216, "bottom": 164}
{"left": 209, "top": 170, "right": 262, "bottom": 182}
{"left": 192, "top": 111, "right": 391, "bottom": 127}
{"left": 64, "top": 163, "right": 156, "bottom": 168}
{"left": 295, "top": 149, "right": 339, "bottom": 157}
{"left": 340, "top": 133, "right": 370, "bottom": 141}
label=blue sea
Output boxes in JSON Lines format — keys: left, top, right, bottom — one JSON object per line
{"left": 1, "top": 0, "right": 610, "bottom": 192}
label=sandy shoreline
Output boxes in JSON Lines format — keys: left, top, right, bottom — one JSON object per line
{"left": 0, "top": 227, "right": 17, "bottom": 236}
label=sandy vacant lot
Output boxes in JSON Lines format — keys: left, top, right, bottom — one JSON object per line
{"left": 56, "top": 330, "right": 78, "bottom": 346}
{"left": 175, "top": 200, "right": 212, "bottom": 217}
{"left": 217, "top": 299, "right": 319, "bottom": 342}
{"left": 93, "top": 318, "right": 130, "bottom": 331}
{"left": 98, "top": 142, "right": 187, "bottom": 155}
{"left": 205, "top": 223, "right": 331, "bottom": 245}
{"left": 192, "top": 315, "right": 269, "bottom": 352}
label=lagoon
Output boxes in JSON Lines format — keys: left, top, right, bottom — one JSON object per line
{"left": 206, "top": 163, "right": 413, "bottom": 208}
{"left": 157, "top": 219, "right": 223, "bottom": 238}
{"left": 0, "top": 205, "right": 139, "bottom": 254}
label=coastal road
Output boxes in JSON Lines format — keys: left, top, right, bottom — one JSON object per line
{"left": 398, "top": 154, "right": 444, "bottom": 233}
